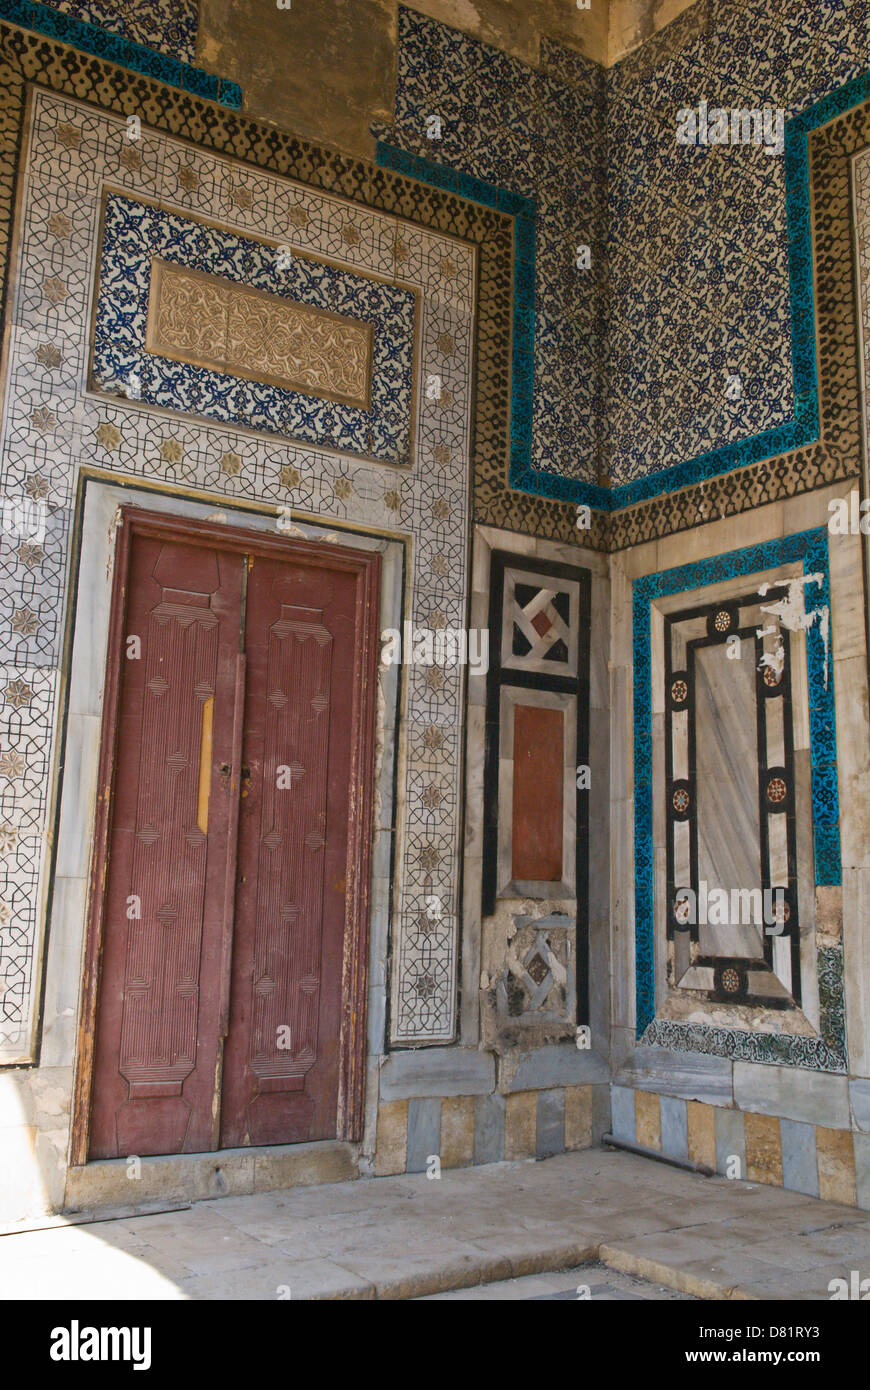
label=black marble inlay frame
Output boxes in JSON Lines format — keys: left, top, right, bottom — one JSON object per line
{"left": 483, "top": 550, "right": 591, "bottom": 1024}
{"left": 665, "top": 589, "right": 801, "bottom": 1013}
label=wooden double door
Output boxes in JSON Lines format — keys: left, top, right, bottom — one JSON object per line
{"left": 75, "top": 510, "right": 379, "bottom": 1161}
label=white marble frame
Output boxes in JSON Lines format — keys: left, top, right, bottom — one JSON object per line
{"left": 42, "top": 474, "right": 405, "bottom": 1166}
{"left": 0, "top": 87, "right": 477, "bottom": 1058}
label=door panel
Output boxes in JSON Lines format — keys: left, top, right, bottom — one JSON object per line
{"left": 219, "top": 558, "right": 358, "bottom": 1147}
{"left": 88, "top": 536, "right": 243, "bottom": 1159}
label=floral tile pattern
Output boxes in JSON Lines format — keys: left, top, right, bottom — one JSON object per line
{"left": 376, "top": 6, "right": 607, "bottom": 491}
{"left": 92, "top": 192, "right": 418, "bottom": 467}
{"left": 0, "top": 0, "right": 240, "bottom": 105}
{"left": 380, "top": 1, "right": 870, "bottom": 496}
{"left": 40, "top": 0, "right": 197, "bottom": 63}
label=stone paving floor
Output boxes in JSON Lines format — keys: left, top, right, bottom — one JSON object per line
{"left": 2, "top": 1148, "right": 870, "bottom": 1300}
{"left": 420, "top": 1262, "right": 695, "bottom": 1299}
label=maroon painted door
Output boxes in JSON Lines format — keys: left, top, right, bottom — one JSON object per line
{"left": 85, "top": 514, "right": 378, "bottom": 1160}
{"left": 219, "top": 555, "right": 359, "bottom": 1146}
{"left": 88, "top": 535, "right": 243, "bottom": 1158}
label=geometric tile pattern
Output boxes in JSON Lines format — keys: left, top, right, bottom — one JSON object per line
{"left": 0, "top": 16, "right": 864, "bottom": 1060}
{"left": 3, "top": 17, "right": 578, "bottom": 546}
{"left": 93, "top": 192, "right": 417, "bottom": 466}
{"left": 0, "top": 86, "right": 477, "bottom": 1057}
{"left": 2, "top": 16, "right": 866, "bottom": 557}
{"left": 854, "top": 144, "right": 870, "bottom": 459}
{"left": 633, "top": 527, "right": 845, "bottom": 1072}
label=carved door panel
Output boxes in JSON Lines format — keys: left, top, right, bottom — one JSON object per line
{"left": 219, "top": 556, "right": 358, "bottom": 1147}
{"left": 88, "top": 534, "right": 243, "bottom": 1159}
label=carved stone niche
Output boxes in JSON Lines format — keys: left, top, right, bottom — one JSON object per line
{"left": 479, "top": 906, "right": 577, "bottom": 1051}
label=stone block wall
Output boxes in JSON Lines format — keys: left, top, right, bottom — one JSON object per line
{"left": 611, "top": 1085, "right": 870, "bottom": 1210}
{"left": 373, "top": 1083, "right": 610, "bottom": 1176}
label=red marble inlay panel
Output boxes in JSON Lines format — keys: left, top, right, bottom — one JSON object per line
{"left": 511, "top": 704, "right": 564, "bottom": 883}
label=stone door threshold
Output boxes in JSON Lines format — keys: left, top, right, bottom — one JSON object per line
{"left": 62, "top": 1139, "right": 359, "bottom": 1220}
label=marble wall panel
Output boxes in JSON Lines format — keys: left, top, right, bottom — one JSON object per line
{"left": 634, "top": 530, "right": 845, "bottom": 1070}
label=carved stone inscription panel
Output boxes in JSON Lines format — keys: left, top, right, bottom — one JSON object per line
{"left": 145, "top": 260, "right": 374, "bottom": 409}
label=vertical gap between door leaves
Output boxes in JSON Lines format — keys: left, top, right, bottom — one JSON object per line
{"left": 212, "top": 553, "right": 250, "bottom": 1139}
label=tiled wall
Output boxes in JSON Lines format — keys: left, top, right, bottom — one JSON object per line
{"left": 611, "top": 1085, "right": 870, "bottom": 1210}
{"left": 93, "top": 191, "right": 420, "bottom": 466}
{"left": 380, "top": 1, "right": 870, "bottom": 499}
{"left": 39, "top": 0, "right": 198, "bottom": 64}
{"left": 605, "top": 0, "right": 870, "bottom": 487}
{"left": 377, "top": 6, "right": 607, "bottom": 491}
{"left": 0, "top": 86, "right": 477, "bottom": 1060}
{"left": 0, "top": 0, "right": 240, "bottom": 106}
{"left": 374, "top": 1083, "right": 607, "bottom": 1175}
{"left": 854, "top": 142, "right": 870, "bottom": 618}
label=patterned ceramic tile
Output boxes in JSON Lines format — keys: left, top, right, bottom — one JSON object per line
{"left": 381, "top": 3, "right": 869, "bottom": 526}
{"left": 376, "top": 6, "right": 606, "bottom": 491}
{"left": 40, "top": 0, "right": 197, "bottom": 62}
{"left": 0, "top": 0, "right": 238, "bottom": 104}
{"left": 0, "top": 86, "right": 481, "bottom": 1055}
{"left": 91, "top": 192, "right": 418, "bottom": 467}
{"left": 605, "top": 0, "right": 870, "bottom": 489}
{"left": 853, "top": 145, "right": 870, "bottom": 462}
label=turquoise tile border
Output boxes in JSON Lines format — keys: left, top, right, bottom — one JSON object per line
{"left": 632, "top": 527, "right": 845, "bottom": 1071}
{"left": 379, "top": 69, "right": 870, "bottom": 510}
{"left": 375, "top": 140, "right": 612, "bottom": 514}
{"left": 0, "top": 0, "right": 243, "bottom": 108}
